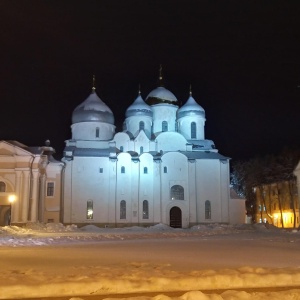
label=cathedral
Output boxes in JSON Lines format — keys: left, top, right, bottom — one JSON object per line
{"left": 0, "top": 74, "right": 245, "bottom": 228}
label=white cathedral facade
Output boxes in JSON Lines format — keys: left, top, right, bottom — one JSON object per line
{"left": 0, "top": 76, "right": 245, "bottom": 228}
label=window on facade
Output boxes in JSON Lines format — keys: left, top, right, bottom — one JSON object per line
{"left": 96, "top": 127, "right": 100, "bottom": 138}
{"left": 205, "top": 200, "right": 211, "bottom": 219}
{"left": 144, "top": 167, "right": 148, "bottom": 174}
{"left": 120, "top": 146, "right": 124, "bottom": 152}
{"left": 140, "top": 146, "right": 143, "bottom": 154}
{"left": 143, "top": 200, "right": 149, "bottom": 219}
{"left": 0, "top": 181, "right": 6, "bottom": 192}
{"left": 86, "top": 200, "right": 93, "bottom": 219}
{"left": 139, "top": 121, "right": 145, "bottom": 131}
{"left": 164, "top": 166, "right": 167, "bottom": 173}
{"left": 162, "top": 121, "right": 168, "bottom": 132}
{"left": 120, "top": 200, "right": 126, "bottom": 219}
{"left": 170, "top": 185, "right": 184, "bottom": 200}
{"left": 191, "top": 122, "right": 196, "bottom": 139}
{"left": 121, "top": 166, "right": 125, "bottom": 173}
{"left": 99, "top": 168, "right": 103, "bottom": 173}
{"left": 46, "top": 182, "right": 54, "bottom": 197}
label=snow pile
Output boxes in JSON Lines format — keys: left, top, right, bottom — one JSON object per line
{"left": 1, "top": 223, "right": 300, "bottom": 299}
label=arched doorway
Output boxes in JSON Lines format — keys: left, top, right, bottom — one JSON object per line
{"left": 170, "top": 206, "right": 182, "bottom": 228}
{"left": 0, "top": 206, "right": 11, "bottom": 226}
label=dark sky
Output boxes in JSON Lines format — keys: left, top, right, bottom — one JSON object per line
{"left": 1, "top": 0, "right": 300, "bottom": 162}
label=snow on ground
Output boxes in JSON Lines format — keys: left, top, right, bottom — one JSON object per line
{"left": 1, "top": 223, "right": 300, "bottom": 299}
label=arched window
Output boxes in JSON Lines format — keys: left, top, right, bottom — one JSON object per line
{"left": 96, "top": 127, "right": 100, "bottom": 138}
{"left": 143, "top": 200, "right": 149, "bottom": 219}
{"left": 139, "top": 121, "right": 145, "bottom": 131}
{"left": 120, "top": 146, "right": 124, "bottom": 152}
{"left": 87, "top": 200, "right": 93, "bottom": 219}
{"left": 120, "top": 200, "right": 126, "bottom": 219}
{"left": 162, "top": 121, "right": 168, "bottom": 132}
{"left": 144, "top": 167, "right": 148, "bottom": 174}
{"left": 170, "top": 185, "right": 184, "bottom": 200}
{"left": 191, "top": 122, "right": 196, "bottom": 139}
{"left": 140, "top": 146, "right": 143, "bottom": 154}
{"left": 46, "top": 182, "right": 54, "bottom": 197}
{"left": 164, "top": 166, "right": 168, "bottom": 173}
{"left": 121, "top": 166, "right": 125, "bottom": 173}
{"left": 205, "top": 200, "right": 211, "bottom": 219}
{"left": 0, "top": 181, "right": 6, "bottom": 192}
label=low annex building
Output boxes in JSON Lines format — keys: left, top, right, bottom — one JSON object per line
{"left": 0, "top": 75, "right": 245, "bottom": 228}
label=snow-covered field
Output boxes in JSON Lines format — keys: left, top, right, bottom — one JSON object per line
{"left": 1, "top": 223, "right": 300, "bottom": 300}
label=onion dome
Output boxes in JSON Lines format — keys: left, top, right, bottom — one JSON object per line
{"left": 125, "top": 89, "right": 153, "bottom": 118}
{"left": 72, "top": 83, "right": 114, "bottom": 125}
{"left": 177, "top": 87, "right": 205, "bottom": 119}
{"left": 146, "top": 65, "right": 178, "bottom": 105}
{"left": 146, "top": 86, "right": 178, "bottom": 105}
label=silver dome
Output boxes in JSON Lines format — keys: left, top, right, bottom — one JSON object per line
{"left": 125, "top": 94, "right": 153, "bottom": 118}
{"left": 177, "top": 95, "right": 205, "bottom": 119}
{"left": 72, "top": 91, "right": 114, "bottom": 124}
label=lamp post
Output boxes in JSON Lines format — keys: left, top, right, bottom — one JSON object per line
{"left": 8, "top": 195, "right": 16, "bottom": 226}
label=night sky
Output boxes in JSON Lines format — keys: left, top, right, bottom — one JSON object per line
{"left": 1, "top": 0, "right": 300, "bottom": 162}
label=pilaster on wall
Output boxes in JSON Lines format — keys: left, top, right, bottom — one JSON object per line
{"left": 11, "top": 170, "right": 22, "bottom": 223}
{"left": 21, "top": 170, "right": 30, "bottom": 222}
{"left": 30, "top": 170, "right": 39, "bottom": 222}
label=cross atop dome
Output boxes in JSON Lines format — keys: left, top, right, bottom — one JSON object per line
{"left": 92, "top": 75, "right": 96, "bottom": 93}
{"left": 159, "top": 64, "right": 164, "bottom": 87}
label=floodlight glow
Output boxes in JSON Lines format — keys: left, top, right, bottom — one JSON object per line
{"left": 8, "top": 195, "right": 16, "bottom": 203}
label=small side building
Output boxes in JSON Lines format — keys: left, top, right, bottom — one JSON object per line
{"left": 0, "top": 140, "right": 64, "bottom": 226}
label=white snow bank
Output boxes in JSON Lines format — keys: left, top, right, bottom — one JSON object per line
{"left": 1, "top": 223, "right": 300, "bottom": 299}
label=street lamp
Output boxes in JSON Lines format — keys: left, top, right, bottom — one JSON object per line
{"left": 8, "top": 195, "right": 16, "bottom": 226}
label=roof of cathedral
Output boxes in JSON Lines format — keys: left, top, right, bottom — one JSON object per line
{"left": 72, "top": 90, "right": 114, "bottom": 124}
{"left": 177, "top": 90, "right": 205, "bottom": 119}
{"left": 146, "top": 86, "right": 178, "bottom": 105}
{"left": 125, "top": 93, "right": 153, "bottom": 118}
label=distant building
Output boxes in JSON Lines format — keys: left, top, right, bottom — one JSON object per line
{"left": 0, "top": 74, "right": 246, "bottom": 228}
{"left": 253, "top": 180, "right": 299, "bottom": 228}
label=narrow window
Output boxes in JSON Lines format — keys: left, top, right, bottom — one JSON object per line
{"left": 144, "top": 167, "right": 148, "bottom": 174}
{"left": 164, "top": 166, "right": 167, "bottom": 173}
{"left": 87, "top": 200, "right": 93, "bottom": 219}
{"left": 140, "top": 146, "right": 143, "bottom": 154}
{"left": 170, "top": 185, "right": 184, "bottom": 200}
{"left": 143, "top": 200, "right": 149, "bottom": 219}
{"left": 47, "top": 182, "right": 54, "bottom": 197}
{"left": 162, "top": 121, "right": 168, "bottom": 132}
{"left": 99, "top": 168, "right": 103, "bottom": 173}
{"left": 191, "top": 122, "right": 196, "bottom": 139}
{"left": 205, "top": 200, "right": 211, "bottom": 219}
{"left": 0, "top": 181, "right": 6, "bottom": 192}
{"left": 96, "top": 127, "right": 100, "bottom": 138}
{"left": 120, "top": 200, "right": 126, "bottom": 219}
{"left": 139, "top": 121, "right": 145, "bottom": 131}
{"left": 121, "top": 166, "right": 125, "bottom": 173}
{"left": 120, "top": 146, "right": 124, "bottom": 152}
